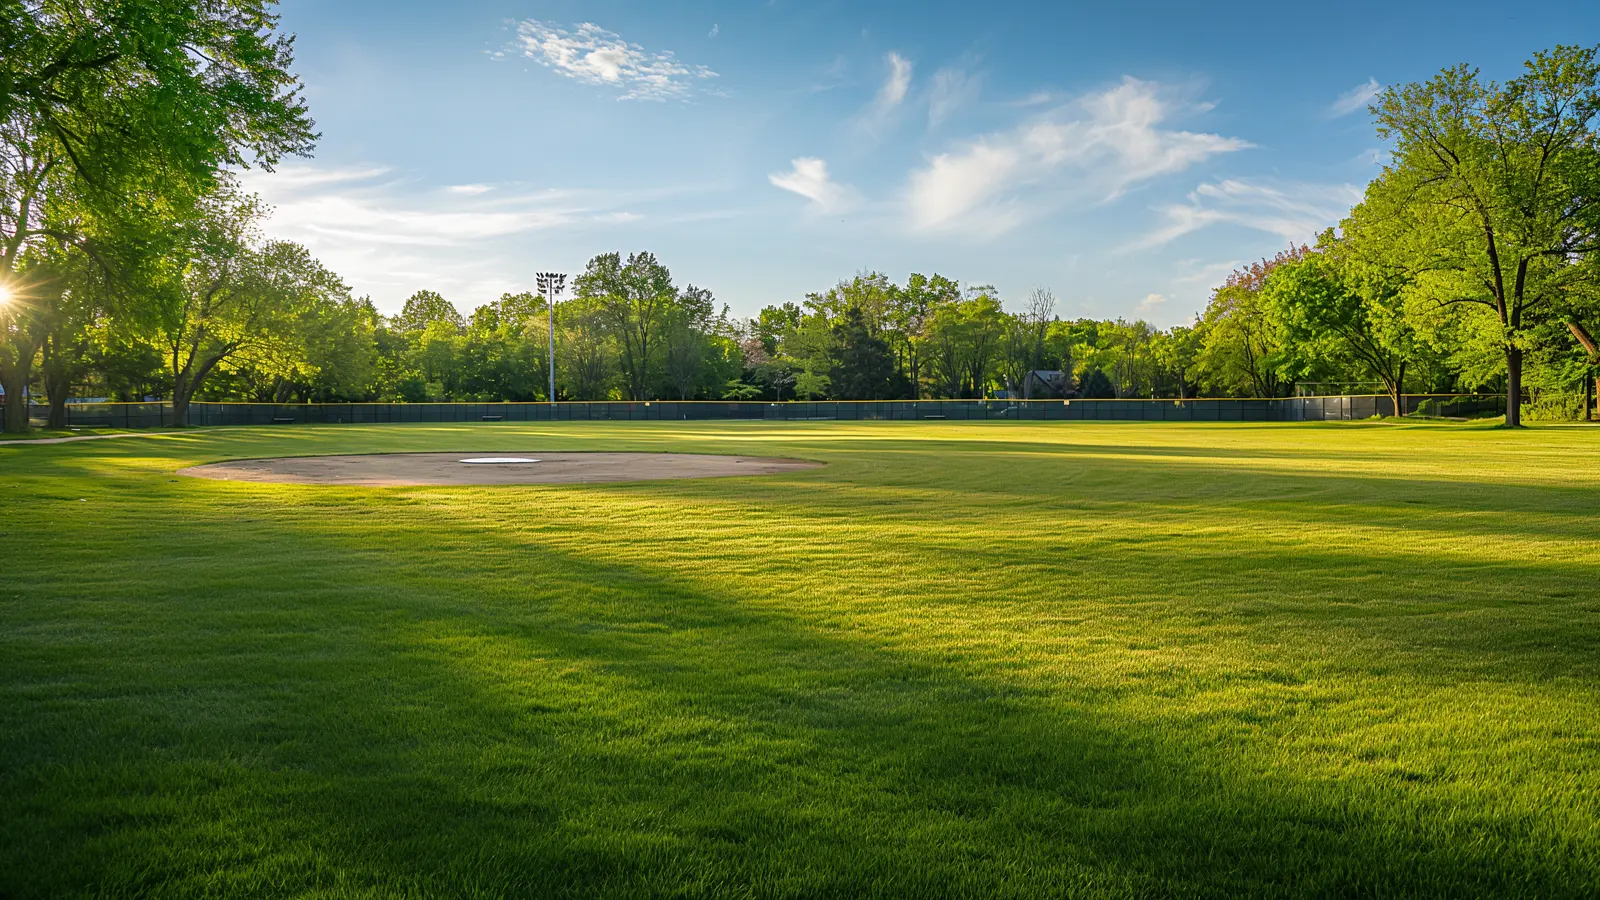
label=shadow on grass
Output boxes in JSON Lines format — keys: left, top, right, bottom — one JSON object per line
{"left": 5, "top": 428, "right": 1600, "bottom": 897}
{"left": 7, "top": 508, "right": 1596, "bottom": 898}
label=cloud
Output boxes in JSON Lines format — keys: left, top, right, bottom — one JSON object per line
{"left": 708, "top": 24, "right": 719, "bottom": 38}
{"left": 907, "top": 77, "right": 1251, "bottom": 233}
{"left": 928, "top": 64, "right": 980, "bottom": 127}
{"left": 1171, "top": 258, "right": 1242, "bottom": 291}
{"left": 878, "top": 52, "right": 912, "bottom": 108}
{"left": 237, "top": 164, "right": 649, "bottom": 310}
{"left": 1134, "top": 178, "right": 1363, "bottom": 248}
{"left": 1135, "top": 293, "right": 1168, "bottom": 315}
{"left": 769, "top": 157, "right": 855, "bottom": 212}
{"left": 261, "top": 165, "right": 392, "bottom": 189}
{"left": 858, "top": 51, "right": 912, "bottom": 128}
{"left": 1330, "top": 78, "right": 1382, "bottom": 117}
{"left": 505, "top": 20, "right": 718, "bottom": 101}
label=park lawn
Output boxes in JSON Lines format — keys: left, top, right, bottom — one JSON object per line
{"left": 2, "top": 420, "right": 1598, "bottom": 898}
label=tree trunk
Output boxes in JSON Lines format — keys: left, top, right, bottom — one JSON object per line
{"left": 1505, "top": 346, "right": 1523, "bottom": 427}
{"left": 44, "top": 356, "right": 70, "bottom": 430}
{"left": 0, "top": 358, "right": 30, "bottom": 434}
{"left": 170, "top": 392, "right": 191, "bottom": 428}
{"left": 1387, "top": 362, "right": 1405, "bottom": 418}
{"left": 2, "top": 384, "right": 27, "bottom": 433}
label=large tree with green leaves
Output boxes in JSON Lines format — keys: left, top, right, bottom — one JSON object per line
{"left": 894, "top": 273, "right": 960, "bottom": 398}
{"left": 0, "top": 0, "right": 315, "bottom": 430}
{"left": 1263, "top": 236, "right": 1429, "bottom": 415}
{"left": 392, "top": 290, "right": 462, "bottom": 334}
{"left": 1196, "top": 249, "right": 1307, "bottom": 398}
{"left": 926, "top": 289, "right": 1006, "bottom": 399}
{"left": 153, "top": 191, "right": 344, "bottom": 424}
{"left": 1359, "top": 45, "right": 1600, "bottom": 426}
{"left": 574, "top": 251, "right": 678, "bottom": 401}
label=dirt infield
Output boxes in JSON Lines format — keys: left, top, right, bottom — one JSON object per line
{"left": 178, "top": 452, "right": 822, "bottom": 486}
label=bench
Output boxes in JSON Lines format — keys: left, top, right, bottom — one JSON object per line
{"left": 271, "top": 416, "right": 295, "bottom": 424}
{"left": 481, "top": 414, "right": 504, "bottom": 422}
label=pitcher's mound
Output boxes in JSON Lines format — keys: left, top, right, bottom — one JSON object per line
{"left": 179, "top": 452, "right": 822, "bottom": 486}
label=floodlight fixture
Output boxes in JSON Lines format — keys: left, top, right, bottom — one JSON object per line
{"left": 536, "top": 272, "right": 567, "bottom": 405}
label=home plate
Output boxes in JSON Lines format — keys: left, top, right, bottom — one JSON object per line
{"left": 459, "top": 457, "right": 540, "bottom": 464}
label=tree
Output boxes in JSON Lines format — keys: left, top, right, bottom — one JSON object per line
{"left": 779, "top": 305, "right": 838, "bottom": 399}
{"left": 36, "top": 245, "right": 108, "bottom": 426}
{"left": 0, "top": 257, "right": 47, "bottom": 429}
{"left": 1151, "top": 323, "right": 1203, "bottom": 399}
{"left": 663, "top": 322, "right": 706, "bottom": 400}
{"left": 1361, "top": 45, "right": 1600, "bottom": 426}
{"left": 152, "top": 192, "right": 343, "bottom": 424}
{"left": 753, "top": 302, "right": 801, "bottom": 356}
{"left": 894, "top": 273, "right": 960, "bottom": 398}
{"left": 253, "top": 294, "right": 376, "bottom": 402}
{"left": 806, "top": 272, "right": 895, "bottom": 335}
{"left": 830, "top": 306, "right": 898, "bottom": 399}
{"left": 556, "top": 301, "right": 613, "bottom": 400}
{"left": 575, "top": 251, "right": 676, "bottom": 400}
{"left": 1097, "top": 319, "right": 1157, "bottom": 398}
{"left": 1, "top": 1, "right": 314, "bottom": 190}
{"left": 998, "top": 288, "right": 1056, "bottom": 396}
{"left": 661, "top": 284, "right": 723, "bottom": 400}
{"left": 1263, "top": 238, "right": 1426, "bottom": 415}
{"left": 1196, "top": 249, "right": 1307, "bottom": 397}
{"left": 927, "top": 289, "right": 1006, "bottom": 398}
{"left": 1077, "top": 368, "right": 1115, "bottom": 399}
{"left": 392, "top": 290, "right": 462, "bottom": 334}
{"left": 457, "top": 293, "right": 546, "bottom": 401}
{"left": 793, "top": 370, "right": 831, "bottom": 399}
{"left": 0, "top": 0, "right": 316, "bottom": 431}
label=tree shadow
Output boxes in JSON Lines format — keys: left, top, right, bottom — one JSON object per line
{"left": 7, "top": 425, "right": 1600, "bottom": 896}
{"left": 9, "top": 504, "right": 1595, "bottom": 897}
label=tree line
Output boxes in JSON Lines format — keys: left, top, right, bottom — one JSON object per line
{"left": 2, "top": 4, "right": 1597, "bottom": 431}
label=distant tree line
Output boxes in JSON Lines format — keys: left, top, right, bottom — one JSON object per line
{"left": 2, "top": 11, "right": 1597, "bottom": 431}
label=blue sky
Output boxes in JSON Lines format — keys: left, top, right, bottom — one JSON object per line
{"left": 247, "top": 0, "right": 1598, "bottom": 325}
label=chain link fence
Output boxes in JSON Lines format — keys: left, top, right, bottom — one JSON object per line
{"left": 23, "top": 395, "right": 1507, "bottom": 429}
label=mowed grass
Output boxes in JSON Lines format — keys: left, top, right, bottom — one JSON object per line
{"left": 2, "top": 420, "right": 1599, "bottom": 898}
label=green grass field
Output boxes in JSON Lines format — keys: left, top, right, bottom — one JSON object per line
{"left": 3, "top": 420, "right": 1599, "bottom": 898}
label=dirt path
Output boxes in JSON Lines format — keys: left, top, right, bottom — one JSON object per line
{"left": 180, "top": 452, "right": 822, "bottom": 486}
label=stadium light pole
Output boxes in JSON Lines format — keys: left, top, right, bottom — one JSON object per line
{"left": 536, "top": 272, "right": 566, "bottom": 406}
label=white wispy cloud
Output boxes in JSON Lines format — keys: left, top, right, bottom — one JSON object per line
{"left": 505, "top": 20, "right": 718, "bottom": 101}
{"left": 1172, "top": 258, "right": 1243, "bottom": 291}
{"left": 708, "top": 23, "right": 719, "bottom": 38}
{"left": 877, "top": 52, "right": 913, "bottom": 111}
{"left": 1134, "top": 178, "right": 1362, "bottom": 248}
{"left": 928, "top": 64, "right": 980, "bottom": 127}
{"left": 907, "top": 77, "right": 1251, "bottom": 234}
{"left": 769, "top": 157, "right": 855, "bottom": 212}
{"left": 238, "top": 164, "right": 648, "bottom": 309}
{"left": 262, "top": 165, "right": 392, "bottom": 189}
{"left": 1330, "top": 78, "right": 1382, "bottom": 117}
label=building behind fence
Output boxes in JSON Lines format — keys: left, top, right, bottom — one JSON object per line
{"left": 24, "top": 395, "right": 1506, "bottom": 429}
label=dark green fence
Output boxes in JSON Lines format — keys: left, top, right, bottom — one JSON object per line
{"left": 24, "top": 395, "right": 1506, "bottom": 429}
